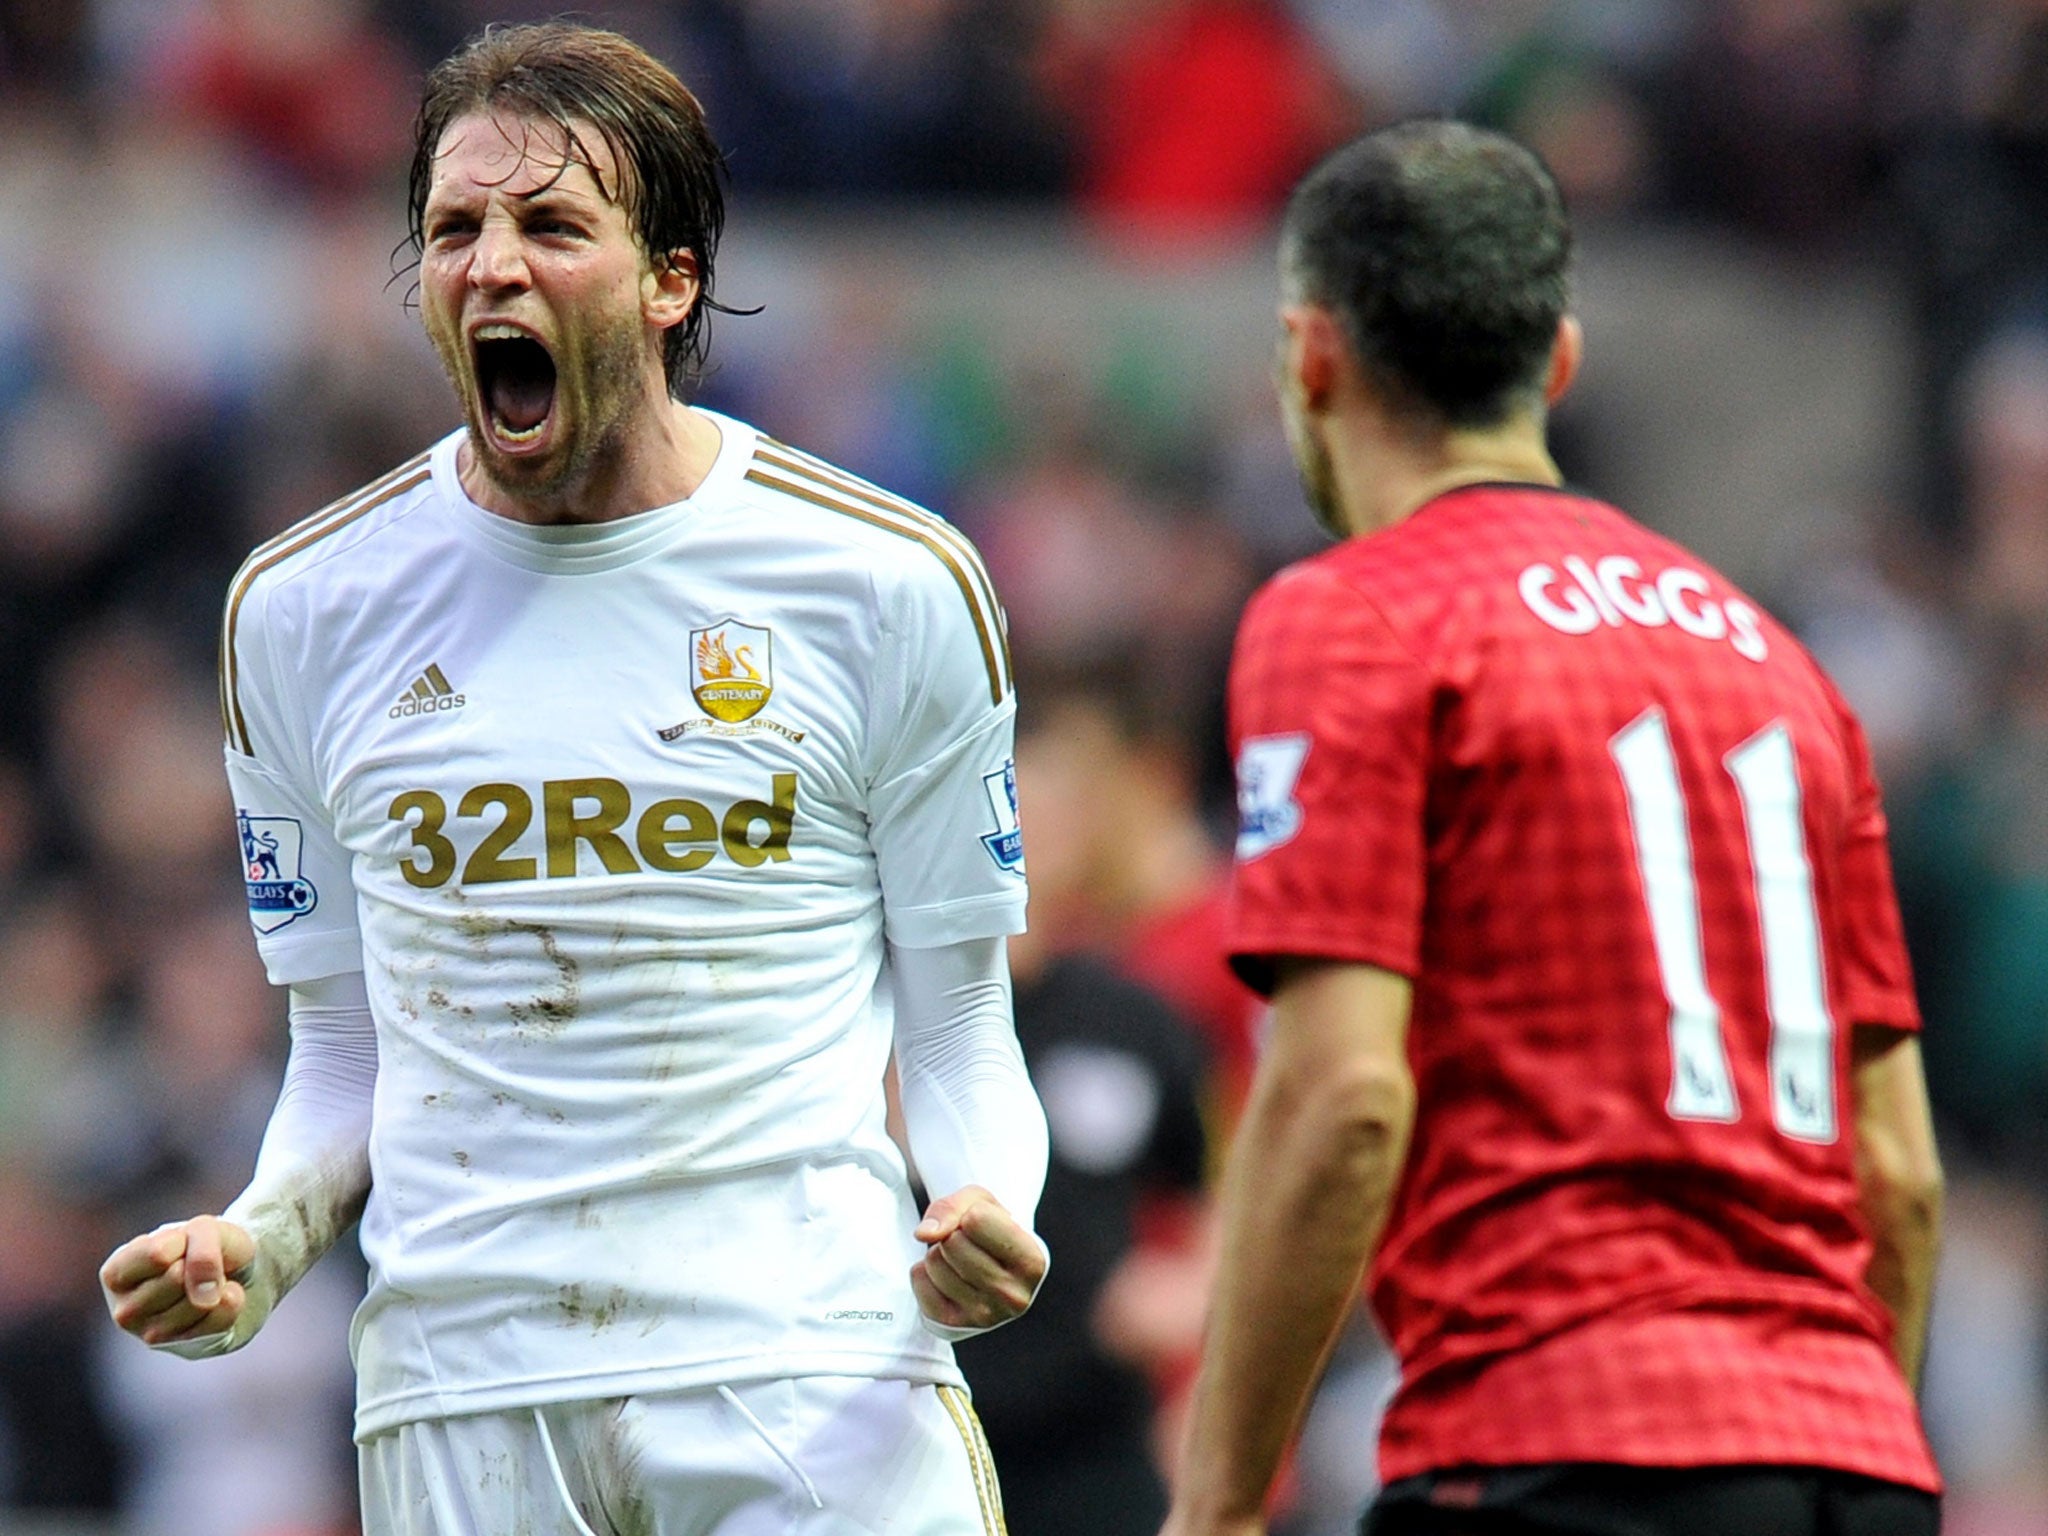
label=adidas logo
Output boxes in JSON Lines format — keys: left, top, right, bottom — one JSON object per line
{"left": 389, "top": 663, "right": 466, "bottom": 720}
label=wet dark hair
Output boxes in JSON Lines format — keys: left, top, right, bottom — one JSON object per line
{"left": 407, "top": 22, "right": 742, "bottom": 395}
{"left": 1281, "top": 120, "right": 1572, "bottom": 429}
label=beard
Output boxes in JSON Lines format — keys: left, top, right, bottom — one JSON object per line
{"left": 429, "top": 300, "right": 652, "bottom": 506}
{"left": 1282, "top": 401, "right": 1347, "bottom": 541}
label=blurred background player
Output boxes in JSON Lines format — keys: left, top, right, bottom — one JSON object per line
{"left": 952, "top": 917, "right": 1210, "bottom": 1536}
{"left": 1005, "top": 655, "right": 1265, "bottom": 1143}
{"left": 1165, "top": 122, "right": 1944, "bottom": 1536}
{"left": 95, "top": 22, "right": 1048, "bottom": 1533}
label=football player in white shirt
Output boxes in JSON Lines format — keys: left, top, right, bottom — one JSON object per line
{"left": 98, "top": 22, "right": 1049, "bottom": 1534}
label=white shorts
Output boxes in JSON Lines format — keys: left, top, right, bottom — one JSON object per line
{"left": 358, "top": 1377, "right": 1004, "bottom": 1536}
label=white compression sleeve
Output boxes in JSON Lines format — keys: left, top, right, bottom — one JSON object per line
{"left": 891, "top": 935, "right": 1049, "bottom": 1236}
{"left": 161, "top": 971, "right": 377, "bottom": 1358}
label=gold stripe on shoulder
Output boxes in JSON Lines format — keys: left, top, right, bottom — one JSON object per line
{"left": 221, "top": 466, "right": 432, "bottom": 754}
{"left": 935, "top": 1385, "right": 1005, "bottom": 1536}
{"left": 247, "top": 451, "right": 431, "bottom": 563}
{"left": 745, "top": 466, "right": 1007, "bottom": 707}
{"left": 756, "top": 438, "right": 982, "bottom": 565}
{"left": 221, "top": 452, "right": 434, "bottom": 739}
{"left": 753, "top": 440, "right": 1013, "bottom": 689}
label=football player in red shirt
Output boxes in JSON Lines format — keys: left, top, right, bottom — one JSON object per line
{"left": 1162, "top": 121, "right": 1944, "bottom": 1536}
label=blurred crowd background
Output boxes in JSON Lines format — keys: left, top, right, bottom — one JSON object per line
{"left": 2, "top": 1, "right": 2046, "bottom": 1533}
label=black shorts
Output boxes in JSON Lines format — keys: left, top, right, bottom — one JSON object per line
{"left": 1363, "top": 1463, "right": 1940, "bottom": 1536}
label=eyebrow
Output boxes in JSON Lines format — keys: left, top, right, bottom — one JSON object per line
{"left": 516, "top": 187, "right": 601, "bottom": 211}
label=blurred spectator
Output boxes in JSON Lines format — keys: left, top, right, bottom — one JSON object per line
{"left": 0, "top": 884, "right": 128, "bottom": 1517}
{"left": 1013, "top": 658, "right": 1263, "bottom": 1134}
{"left": 0, "top": 0, "right": 92, "bottom": 98}
{"left": 1041, "top": 0, "right": 1357, "bottom": 240}
{"left": 1464, "top": 28, "right": 1664, "bottom": 218}
{"left": 1289, "top": 0, "right": 1472, "bottom": 122}
{"left": 1880, "top": 0, "right": 2048, "bottom": 533}
{"left": 1903, "top": 643, "right": 2048, "bottom": 1163}
{"left": 1956, "top": 328, "right": 2048, "bottom": 638}
{"left": 969, "top": 430, "right": 1258, "bottom": 771}
{"left": 139, "top": 0, "right": 413, "bottom": 196}
{"left": 677, "top": 0, "right": 1071, "bottom": 198}
{"left": 43, "top": 622, "right": 237, "bottom": 928}
{"left": 0, "top": 1165, "right": 125, "bottom": 1515}
{"left": 1890, "top": 325, "right": 2048, "bottom": 1161}
{"left": 0, "top": 883, "right": 122, "bottom": 1169}
{"left": 1787, "top": 522, "right": 1977, "bottom": 794}
{"left": 1661, "top": 0, "right": 1882, "bottom": 243}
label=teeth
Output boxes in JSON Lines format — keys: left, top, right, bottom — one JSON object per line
{"left": 498, "top": 421, "right": 544, "bottom": 443}
{"left": 475, "top": 324, "right": 531, "bottom": 342}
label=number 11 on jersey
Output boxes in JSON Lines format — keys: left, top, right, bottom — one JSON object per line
{"left": 1611, "top": 708, "right": 1838, "bottom": 1144}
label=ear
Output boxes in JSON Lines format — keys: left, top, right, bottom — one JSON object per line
{"left": 643, "top": 249, "right": 701, "bottom": 332}
{"left": 1278, "top": 303, "right": 1345, "bottom": 414}
{"left": 1544, "top": 314, "right": 1583, "bottom": 407}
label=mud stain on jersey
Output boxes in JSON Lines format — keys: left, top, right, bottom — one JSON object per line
{"left": 424, "top": 984, "right": 473, "bottom": 1020}
{"left": 451, "top": 913, "right": 582, "bottom": 1036}
{"left": 573, "top": 1194, "right": 603, "bottom": 1230}
{"left": 556, "top": 1282, "right": 632, "bottom": 1332}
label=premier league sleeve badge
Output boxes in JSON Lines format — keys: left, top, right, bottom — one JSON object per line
{"left": 238, "top": 809, "right": 319, "bottom": 933}
{"left": 979, "top": 760, "right": 1025, "bottom": 875}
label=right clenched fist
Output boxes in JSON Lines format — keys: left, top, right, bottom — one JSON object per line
{"left": 100, "top": 1215, "right": 257, "bottom": 1348}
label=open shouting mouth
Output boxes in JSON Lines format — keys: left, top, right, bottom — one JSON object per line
{"left": 472, "top": 324, "right": 558, "bottom": 451}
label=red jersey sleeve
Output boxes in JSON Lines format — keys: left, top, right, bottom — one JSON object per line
{"left": 1226, "top": 562, "right": 1432, "bottom": 994}
{"left": 1832, "top": 704, "right": 1921, "bottom": 1033}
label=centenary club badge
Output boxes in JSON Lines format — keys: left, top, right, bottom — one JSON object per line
{"left": 691, "top": 619, "right": 774, "bottom": 723}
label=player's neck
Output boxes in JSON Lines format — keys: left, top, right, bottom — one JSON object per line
{"left": 1334, "top": 411, "right": 1563, "bottom": 539}
{"left": 459, "top": 398, "right": 723, "bottom": 526}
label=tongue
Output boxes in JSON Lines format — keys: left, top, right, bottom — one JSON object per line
{"left": 489, "top": 370, "right": 553, "bottom": 433}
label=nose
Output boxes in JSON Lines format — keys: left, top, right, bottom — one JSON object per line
{"left": 468, "top": 217, "right": 530, "bottom": 294}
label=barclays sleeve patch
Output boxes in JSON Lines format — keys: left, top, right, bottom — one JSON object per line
{"left": 1235, "top": 733, "right": 1312, "bottom": 861}
{"left": 237, "top": 810, "right": 318, "bottom": 933}
{"left": 980, "top": 760, "right": 1025, "bottom": 874}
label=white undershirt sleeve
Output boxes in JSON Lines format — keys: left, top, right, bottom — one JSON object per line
{"left": 159, "top": 970, "right": 377, "bottom": 1358}
{"left": 890, "top": 934, "right": 1050, "bottom": 1342}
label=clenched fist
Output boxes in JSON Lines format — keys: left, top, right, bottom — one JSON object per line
{"left": 911, "top": 1184, "right": 1047, "bottom": 1335}
{"left": 100, "top": 1215, "right": 258, "bottom": 1349}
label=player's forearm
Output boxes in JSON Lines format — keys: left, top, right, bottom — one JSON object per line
{"left": 1172, "top": 1027, "right": 1413, "bottom": 1526}
{"left": 1851, "top": 1029, "right": 1943, "bottom": 1389}
{"left": 891, "top": 936, "right": 1048, "bottom": 1228}
{"left": 1862, "top": 1187, "right": 1939, "bottom": 1388}
{"left": 1856, "top": 1142, "right": 1942, "bottom": 1387}
{"left": 213, "top": 974, "right": 377, "bottom": 1346}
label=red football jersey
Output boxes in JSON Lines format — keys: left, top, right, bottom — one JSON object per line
{"left": 1226, "top": 484, "right": 1938, "bottom": 1491}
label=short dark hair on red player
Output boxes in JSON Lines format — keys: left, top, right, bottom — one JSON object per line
{"left": 1281, "top": 120, "right": 1573, "bottom": 429}
{"left": 407, "top": 22, "right": 739, "bottom": 396}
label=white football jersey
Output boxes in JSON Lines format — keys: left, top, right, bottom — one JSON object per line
{"left": 219, "top": 412, "right": 1028, "bottom": 1438}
